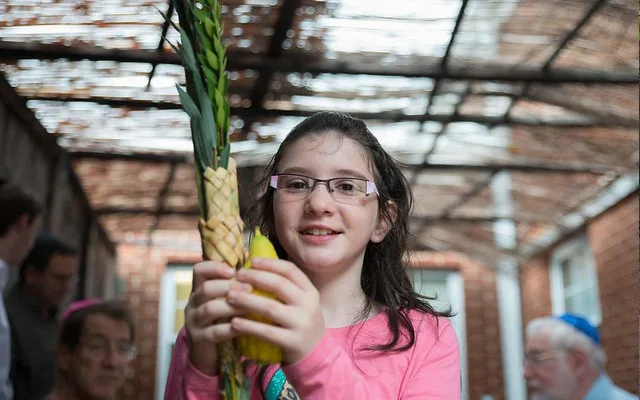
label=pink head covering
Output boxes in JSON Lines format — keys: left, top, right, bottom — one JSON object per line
{"left": 61, "top": 298, "right": 103, "bottom": 321}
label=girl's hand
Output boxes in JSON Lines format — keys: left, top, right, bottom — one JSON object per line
{"left": 228, "top": 258, "right": 325, "bottom": 365}
{"left": 185, "top": 261, "right": 252, "bottom": 375}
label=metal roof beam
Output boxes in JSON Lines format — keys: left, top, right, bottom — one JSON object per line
{"left": 502, "top": 0, "right": 609, "bottom": 123}
{"left": 25, "top": 95, "right": 636, "bottom": 128}
{"left": 1, "top": 41, "right": 635, "bottom": 84}
{"left": 70, "top": 151, "right": 629, "bottom": 174}
{"left": 243, "top": 0, "right": 302, "bottom": 138}
{"left": 70, "top": 151, "right": 189, "bottom": 163}
{"left": 423, "top": 0, "right": 469, "bottom": 118}
{"left": 543, "top": 0, "right": 608, "bottom": 71}
{"left": 146, "top": 0, "right": 175, "bottom": 88}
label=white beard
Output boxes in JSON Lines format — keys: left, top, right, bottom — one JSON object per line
{"left": 528, "top": 358, "right": 578, "bottom": 400}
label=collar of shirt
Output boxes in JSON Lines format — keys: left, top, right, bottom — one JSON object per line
{"left": 0, "top": 258, "right": 8, "bottom": 293}
{"left": 584, "top": 374, "right": 616, "bottom": 400}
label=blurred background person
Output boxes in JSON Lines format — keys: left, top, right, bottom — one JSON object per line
{"left": 0, "top": 183, "right": 42, "bottom": 400}
{"left": 45, "top": 299, "right": 135, "bottom": 400}
{"left": 4, "top": 232, "right": 78, "bottom": 400}
{"left": 524, "top": 313, "right": 637, "bottom": 400}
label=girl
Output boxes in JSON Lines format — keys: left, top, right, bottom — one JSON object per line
{"left": 164, "top": 112, "right": 460, "bottom": 399}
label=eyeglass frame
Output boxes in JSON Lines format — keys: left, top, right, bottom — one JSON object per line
{"left": 79, "top": 336, "right": 137, "bottom": 361}
{"left": 269, "top": 174, "right": 379, "bottom": 200}
{"left": 524, "top": 349, "right": 566, "bottom": 365}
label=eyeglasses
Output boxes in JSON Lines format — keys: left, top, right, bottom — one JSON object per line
{"left": 270, "top": 174, "right": 378, "bottom": 204}
{"left": 81, "top": 337, "right": 136, "bottom": 361}
{"left": 524, "top": 349, "right": 565, "bottom": 365}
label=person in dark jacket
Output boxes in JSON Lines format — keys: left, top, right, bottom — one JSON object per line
{"left": 5, "top": 232, "right": 78, "bottom": 400}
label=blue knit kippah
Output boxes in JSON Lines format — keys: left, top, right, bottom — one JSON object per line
{"left": 556, "top": 313, "right": 600, "bottom": 346}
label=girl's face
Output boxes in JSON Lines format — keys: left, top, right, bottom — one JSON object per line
{"left": 272, "top": 132, "right": 389, "bottom": 278}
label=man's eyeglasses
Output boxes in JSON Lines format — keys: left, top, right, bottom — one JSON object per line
{"left": 270, "top": 174, "right": 378, "bottom": 204}
{"left": 81, "top": 337, "right": 136, "bottom": 361}
{"left": 524, "top": 349, "right": 565, "bottom": 365}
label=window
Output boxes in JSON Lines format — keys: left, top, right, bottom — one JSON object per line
{"left": 550, "top": 235, "right": 601, "bottom": 325}
{"left": 411, "top": 269, "right": 467, "bottom": 399}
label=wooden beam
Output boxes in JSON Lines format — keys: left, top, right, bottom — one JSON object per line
{"left": 24, "top": 94, "right": 636, "bottom": 128}
{"left": 0, "top": 41, "right": 636, "bottom": 84}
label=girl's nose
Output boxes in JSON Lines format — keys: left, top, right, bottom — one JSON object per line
{"left": 304, "top": 183, "right": 335, "bottom": 214}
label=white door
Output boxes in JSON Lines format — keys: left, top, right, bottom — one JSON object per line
{"left": 411, "top": 269, "right": 468, "bottom": 399}
{"left": 155, "top": 267, "right": 193, "bottom": 400}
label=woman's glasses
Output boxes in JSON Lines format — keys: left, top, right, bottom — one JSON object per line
{"left": 270, "top": 174, "right": 378, "bottom": 204}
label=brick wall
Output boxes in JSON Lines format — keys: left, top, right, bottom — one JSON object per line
{"left": 411, "top": 252, "right": 505, "bottom": 400}
{"left": 588, "top": 195, "right": 639, "bottom": 393}
{"left": 520, "top": 255, "right": 552, "bottom": 324}
{"left": 520, "top": 195, "right": 639, "bottom": 394}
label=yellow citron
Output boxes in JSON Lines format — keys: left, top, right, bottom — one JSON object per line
{"left": 235, "top": 227, "right": 283, "bottom": 364}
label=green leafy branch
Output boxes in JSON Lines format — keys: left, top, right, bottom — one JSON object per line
{"left": 162, "top": 0, "right": 231, "bottom": 216}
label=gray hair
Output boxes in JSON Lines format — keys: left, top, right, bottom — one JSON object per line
{"left": 526, "top": 317, "right": 606, "bottom": 370}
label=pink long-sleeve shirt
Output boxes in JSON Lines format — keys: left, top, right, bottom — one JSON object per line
{"left": 164, "top": 310, "right": 460, "bottom": 400}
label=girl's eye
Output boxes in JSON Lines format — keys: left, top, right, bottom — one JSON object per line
{"left": 285, "top": 179, "right": 309, "bottom": 190}
{"left": 333, "top": 180, "right": 360, "bottom": 193}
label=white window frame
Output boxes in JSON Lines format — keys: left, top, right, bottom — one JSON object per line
{"left": 550, "top": 234, "right": 602, "bottom": 326}
{"left": 410, "top": 269, "right": 468, "bottom": 399}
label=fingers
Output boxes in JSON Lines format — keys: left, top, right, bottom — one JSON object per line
{"left": 230, "top": 317, "right": 294, "bottom": 349}
{"left": 230, "top": 317, "right": 312, "bottom": 365}
{"left": 190, "top": 322, "right": 240, "bottom": 345}
{"left": 189, "top": 280, "right": 252, "bottom": 324}
{"left": 227, "top": 289, "right": 302, "bottom": 329}
{"left": 243, "top": 258, "right": 315, "bottom": 292}
{"left": 190, "top": 298, "right": 240, "bottom": 326}
{"left": 192, "top": 261, "right": 236, "bottom": 289}
{"left": 235, "top": 268, "right": 300, "bottom": 305}
{"left": 190, "top": 278, "right": 251, "bottom": 307}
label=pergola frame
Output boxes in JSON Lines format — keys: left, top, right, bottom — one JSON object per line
{"left": 0, "top": 0, "right": 637, "bottom": 263}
